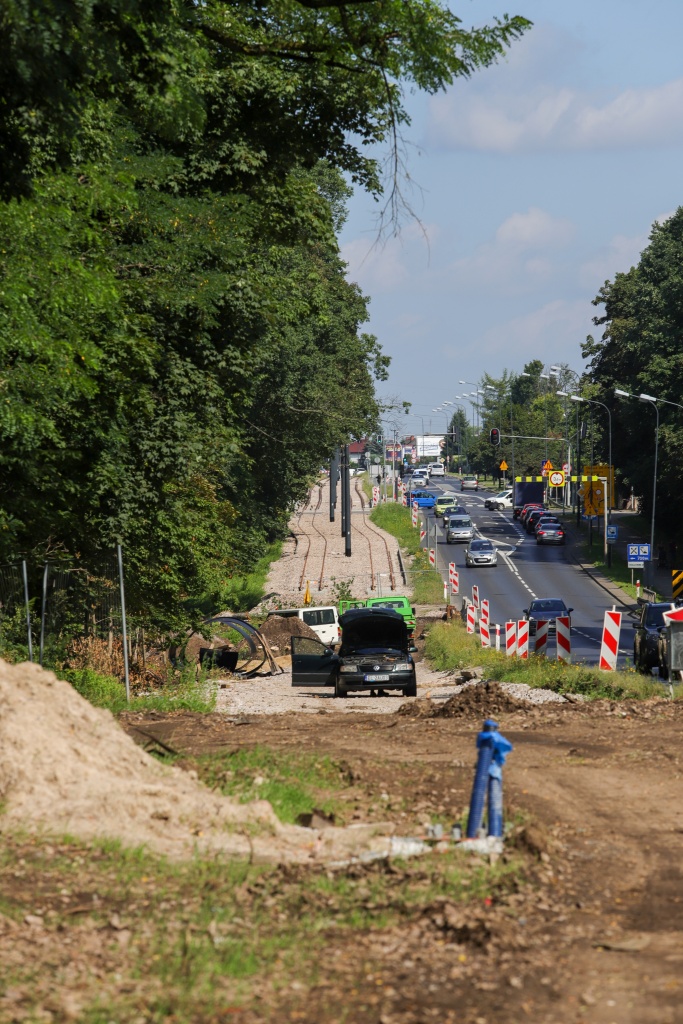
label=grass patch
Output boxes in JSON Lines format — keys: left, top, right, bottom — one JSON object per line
{"left": 217, "top": 539, "right": 283, "bottom": 612}
{"left": 425, "top": 618, "right": 677, "bottom": 700}
{"left": 196, "top": 746, "right": 347, "bottom": 824}
{"left": 0, "top": 829, "right": 526, "bottom": 1024}
{"left": 62, "top": 666, "right": 216, "bottom": 714}
{"left": 370, "top": 504, "right": 444, "bottom": 604}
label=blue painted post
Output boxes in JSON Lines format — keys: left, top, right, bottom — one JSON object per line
{"left": 487, "top": 766, "right": 504, "bottom": 838}
{"left": 465, "top": 719, "right": 497, "bottom": 838}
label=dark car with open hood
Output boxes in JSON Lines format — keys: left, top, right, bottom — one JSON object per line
{"left": 291, "top": 608, "right": 417, "bottom": 699}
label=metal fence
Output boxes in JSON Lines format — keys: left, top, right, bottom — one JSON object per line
{"left": 0, "top": 545, "right": 131, "bottom": 698}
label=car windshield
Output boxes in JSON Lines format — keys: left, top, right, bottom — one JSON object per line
{"left": 530, "top": 600, "right": 566, "bottom": 614}
{"left": 495, "top": 491, "right": 510, "bottom": 498}
{"left": 449, "top": 517, "right": 471, "bottom": 527}
{"left": 539, "top": 522, "right": 561, "bottom": 530}
{"left": 471, "top": 540, "right": 492, "bottom": 550}
{"left": 645, "top": 605, "right": 671, "bottom": 629}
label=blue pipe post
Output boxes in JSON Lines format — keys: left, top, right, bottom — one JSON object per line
{"left": 466, "top": 719, "right": 497, "bottom": 838}
{"left": 466, "top": 719, "right": 513, "bottom": 839}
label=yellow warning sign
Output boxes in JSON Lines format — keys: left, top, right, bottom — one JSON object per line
{"left": 543, "top": 459, "right": 553, "bottom": 471}
{"left": 499, "top": 460, "right": 508, "bottom": 471}
{"left": 673, "top": 569, "right": 683, "bottom": 600}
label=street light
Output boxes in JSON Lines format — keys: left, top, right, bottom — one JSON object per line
{"left": 615, "top": 388, "right": 659, "bottom": 583}
{"left": 571, "top": 395, "right": 613, "bottom": 564}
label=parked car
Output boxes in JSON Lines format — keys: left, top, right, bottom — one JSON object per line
{"left": 267, "top": 606, "right": 340, "bottom": 647}
{"left": 632, "top": 600, "right": 681, "bottom": 676}
{"left": 291, "top": 608, "right": 417, "bottom": 698}
{"left": 485, "top": 490, "right": 513, "bottom": 510}
{"left": 523, "top": 598, "right": 572, "bottom": 635}
{"left": 446, "top": 515, "right": 474, "bottom": 543}
{"left": 465, "top": 538, "right": 498, "bottom": 567}
{"left": 536, "top": 522, "right": 565, "bottom": 545}
{"left": 408, "top": 489, "right": 437, "bottom": 509}
{"left": 339, "top": 596, "right": 416, "bottom": 642}
{"left": 442, "top": 504, "right": 466, "bottom": 525}
{"left": 460, "top": 475, "right": 478, "bottom": 491}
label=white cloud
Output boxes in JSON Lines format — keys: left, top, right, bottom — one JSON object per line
{"left": 341, "top": 223, "right": 437, "bottom": 294}
{"left": 449, "top": 207, "right": 575, "bottom": 294}
{"left": 471, "top": 299, "right": 593, "bottom": 363}
{"left": 578, "top": 210, "right": 678, "bottom": 289}
{"left": 428, "top": 78, "right": 683, "bottom": 153}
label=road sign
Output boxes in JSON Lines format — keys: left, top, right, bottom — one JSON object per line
{"left": 548, "top": 470, "right": 565, "bottom": 487}
{"left": 627, "top": 542, "right": 650, "bottom": 568}
{"left": 606, "top": 524, "right": 618, "bottom": 544}
{"left": 499, "top": 460, "right": 508, "bottom": 471}
{"left": 672, "top": 569, "right": 683, "bottom": 600}
{"left": 543, "top": 459, "right": 553, "bottom": 471}
{"left": 562, "top": 462, "right": 569, "bottom": 473}
{"left": 664, "top": 605, "right": 683, "bottom": 623}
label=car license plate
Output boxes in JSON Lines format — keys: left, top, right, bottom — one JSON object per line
{"left": 364, "top": 674, "right": 390, "bottom": 682}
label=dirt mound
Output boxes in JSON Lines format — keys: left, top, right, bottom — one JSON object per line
{"left": 0, "top": 659, "right": 394, "bottom": 863}
{"left": 398, "top": 681, "right": 528, "bottom": 718}
{"left": 259, "top": 614, "right": 319, "bottom": 653}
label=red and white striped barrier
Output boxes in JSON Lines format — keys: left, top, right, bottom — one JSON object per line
{"left": 443, "top": 580, "right": 448, "bottom": 601}
{"left": 412, "top": 506, "right": 418, "bottom": 527}
{"left": 534, "top": 619, "right": 549, "bottom": 656}
{"left": 599, "top": 609, "right": 622, "bottom": 671}
{"left": 556, "top": 616, "right": 571, "bottom": 663}
{"left": 449, "top": 563, "right": 459, "bottom": 594}
{"left": 373, "top": 486, "right": 380, "bottom": 504}
{"left": 402, "top": 492, "right": 408, "bottom": 507}
{"left": 428, "top": 548, "right": 436, "bottom": 567}
{"left": 495, "top": 623, "right": 501, "bottom": 651}
{"left": 472, "top": 584, "right": 480, "bottom": 609}
{"left": 505, "top": 621, "right": 517, "bottom": 657}
{"left": 517, "top": 619, "right": 529, "bottom": 660}
{"left": 480, "top": 618, "right": 491, "bottom": 648}
{"left": 466, "top": 603, "right": 476, "bottom": 634}
{"left": 480, "top": 599, "right": 489, "bottom": 625}
{"left": 420, "top": 528, "right": 426, "bottom": 541}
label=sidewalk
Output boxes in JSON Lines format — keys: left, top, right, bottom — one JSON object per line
{"left": 562, "top": 508, "right": 673, "bottom": 606}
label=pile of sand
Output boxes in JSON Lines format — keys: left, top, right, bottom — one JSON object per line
{"left": 398, "top": 681, "right": 528, "bottom": 719}
{"left": 0, "top": 659, "right": 394, "bottom": 863}
{"left": 258, "top": 614, "right": 319, "bottom": 653}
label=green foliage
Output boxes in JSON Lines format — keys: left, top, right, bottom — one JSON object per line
{"left": 370, "top": 503, "right": 421, "bottom": 555}
{"left": 63, "top": 667, "right": 216, "bottom": 714}
{"left": 584, "top": 208, "right": 683, "bottom": 532}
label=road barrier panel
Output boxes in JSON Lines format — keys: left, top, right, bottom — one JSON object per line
{"left": 472, "top": 584, "right": 480, "bottom": 608}
{"left": 495, "top": 623, "right": 501, "bottom": 651}
{"left": 480, "top": 599, "right": 489, "bottom": 625}
{"left": 534, "top": 619, "right": 548, "bottom": 656}
{"left": 556, "top": 616, "right": 571, "bottom": 663}
{"left": 428, "top": 548, "right": 436, "bottom": 567}
{"left": 449, "top": 562, "right": 459, "bottom": 594}
{"left": 505, "top": 621, "right": 517, "bottom": 657}
{"left": 599, "top": 609, "right": 622, "bottom": 671}
{"left": 480, "top": 618, "right": 490, "bottom": 648}
{"left": 466, "top": 603, "right": 476, "bottom": 634}
{"left": 517, "top": 619, "right": 529, "bottom": 659}
{"left": 420, "top": 529, "right": 426, "bottom": 542}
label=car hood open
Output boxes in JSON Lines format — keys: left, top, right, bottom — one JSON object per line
{"left": 338, "top": 609, "right": 409, "bottom": 654}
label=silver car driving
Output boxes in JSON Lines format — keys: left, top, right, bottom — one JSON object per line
{"left": 446, "top": 515, "right": 474, "bottom": 544}
{"left": 465, "top": 538, "right": 498, "bottom": 567}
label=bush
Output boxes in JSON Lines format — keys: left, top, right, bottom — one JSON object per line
{"left": 63, "top": 667, "right": 216, "bottom": 714}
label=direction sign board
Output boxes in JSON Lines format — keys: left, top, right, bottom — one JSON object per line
{"left": 549, "top": 470, "right": 565, "bottom": 487}
{"left": 627, "top": 542, "right": 650, "bottom": 568}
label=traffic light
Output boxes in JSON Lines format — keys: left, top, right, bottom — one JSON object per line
{"left": 490, "top": 427, "right": 501, "bottom": 446}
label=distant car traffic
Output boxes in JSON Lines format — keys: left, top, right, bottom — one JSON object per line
{"left": 465, "top": 538, "right": 498, "bottom": 567}
{"left": 485, "top": 490, "right": 513, "bottom": 510}
{"left": 460, "top": 475, "right": 478, "bottom": 491}
{"left": 428, "top": 462, "right": 445, "bottom": 477}
{"left": 446, "top": 515, "right": 474, "bottom": 543}
{"left": 442, "top": 504, "right": 466, "bottom": 525}
{"left": 515, "top": 502, "right": 543, "bottom": 522}
{"left": 523, "top": 598, "right": 572, "bottom": 635}
{"left": 434, "top": 495, "right": 457, "bottom": 517}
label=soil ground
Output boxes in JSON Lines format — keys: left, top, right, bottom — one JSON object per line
{"left": 120, "top": 702, "right": 683, "bottom": 1024}
{"left": 2, "top": 692, "right": 682, "bottom": 1023}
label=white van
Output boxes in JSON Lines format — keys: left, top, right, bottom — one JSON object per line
{"left": 266, "top": 606, "right": 340, "bottom": 647}
{"left": 428, "top": 462, "right": 445, "bottom": 477}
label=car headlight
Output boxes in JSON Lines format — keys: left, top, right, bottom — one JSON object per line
{"left": 339, "top": 665, "right": 357, "bottom": 673}
{"left": 392, "top": 663, "right": 412, "bottom": 672}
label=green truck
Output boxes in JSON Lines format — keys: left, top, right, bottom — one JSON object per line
{"left": 339, "top": 596, "right": 417, "bottom": 641}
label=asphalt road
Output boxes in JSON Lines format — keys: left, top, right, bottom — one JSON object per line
{"left": 418, "top": 478, "right": 633, "bottom": 668}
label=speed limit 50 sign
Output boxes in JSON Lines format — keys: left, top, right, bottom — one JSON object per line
{"left": 549, "top": 470, "right": 565, "bottom": 487}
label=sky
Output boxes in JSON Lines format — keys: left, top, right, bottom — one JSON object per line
{"left": 339, "top": 0, "right": 683, "bottom": 439}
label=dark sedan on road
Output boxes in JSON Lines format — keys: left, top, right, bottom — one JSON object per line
{"left": 523, "top": 598, "right": 572, "bottom": 635}
{"left": 536, "top": 521, "right": 565, "bottom": 545}
{"left": 632, "top": 600, "right": 682, "bottom": 677}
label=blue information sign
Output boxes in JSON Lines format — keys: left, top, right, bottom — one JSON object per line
{"left": 606, "top": 524, "right": 618, "bottom": 544}
{"left": 627, "top": 542, "right": 650, "bottom": 567}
